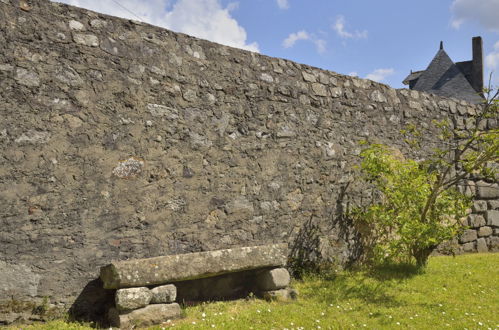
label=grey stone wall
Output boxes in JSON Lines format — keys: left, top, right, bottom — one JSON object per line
{"left": 0, "top": 0, "right": 497, "bottom": 311}
{"left": 454, "top": 181, "right": 499, "bottom": 253}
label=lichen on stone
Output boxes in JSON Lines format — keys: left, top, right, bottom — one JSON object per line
{"left": 112, "top": 157, "right": 144, "bottom": 179}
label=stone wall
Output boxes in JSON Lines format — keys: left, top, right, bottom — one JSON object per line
{"left": 0, "top": 0, "right": 497, "bottom": 312}
{"left": 456, "top": 181, "right": 499, "bottom": 252}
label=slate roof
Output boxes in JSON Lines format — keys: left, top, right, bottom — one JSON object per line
{"left": 402, "top": 70, "right": 423, "bottom": 85}
{"left": 405, "top": 49, "right": 482, "bottom": 104}
{"left": 456, "top": 61, "right": 472, "bottom": 78}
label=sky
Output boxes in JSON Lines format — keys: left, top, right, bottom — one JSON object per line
{"left": 53, "top": 0, "right": 499, "bottom": 89}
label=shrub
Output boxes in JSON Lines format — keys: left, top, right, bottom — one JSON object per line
{"left": 354, "top": 144, "right": 470, "bottom": 268}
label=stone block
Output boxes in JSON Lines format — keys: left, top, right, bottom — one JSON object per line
{"left": 225, "top": 197, "right": 254, "bottom": 217}
{"left": 151, "top": 284, "right": 176, "bottom": 304}
{"left": 256, "top": 268, "right": 291, "bottom": 291}
{"left": 15, "top": 68, "right": 40, "bottom": 87}
{"left": 69, "top": 20, "right": 85, "bottom": 31}
{"left": 318, "top": 72, "right": 330, "bottom": 85}
{"left": 476, "top": 238, "right": 488, "bottom": 253}
{"left": 302, "top": 71, "right": 316, "bottom": 82}
{"left": 477, "top": 226, "right": 493, "bottom": 237}
{"left": 115, "top": 287, "right": 152, "bottom": 312}
{"left": 370, "top": 90, "right": 387, "bottom": 102}
{"left": 467, "top": 214, "right": 486, "bottom": 228}
{"left": 476, "top": 181, "right": 499, "bottom": 199}
{"left": 459, "top": 229, "right": 477, "bottom": 243}
{"left": 465, "top": 181, "right": 476, "bottom": 197}
{"left": 0, "top": 63, "right": 13, "bottom": 72}
{"left": 462, "top": 242, "right": 475, "bottom": 252}
{"left": 0, "top": 261, "right": 40, "bottom": 298}
{"left": 14, "top": 130, "right": 50, "bottom": 144}
{"left": 330, "top": 87, "right": 342, "bottom": 98}
{"left": 311, "top": 83, "right": 328, "bottom": 96}
{"left": 488, "top": 236, "right": 499, "bottom": 252}
{"left": 108, "top": 303, "right": 181, "bottom": 328}
{"left": 73, "top": 33, "right": 99, "bottom": 47}
{"left": 100, "top": 37, "right": 121, "bottom": 56}
{"left": 485, "top": 210, "right": 499, "bottom": 227}
{"left": 472, "top": 200, "right": 488, "bottom": 213}
{"left": 261, "top": 288, "right": 298, "bottom": 302}
{"left": 260, "top": 73, "right": 274, "bottom": 83}
{"left": 488, "top": 200, "right": 499, "bottom": 210}
{"left": 100, "top": 244, "right": 288, "bottom": 289}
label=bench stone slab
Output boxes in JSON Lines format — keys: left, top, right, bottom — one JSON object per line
{"left": 109, "top": 303, "right": 181, "bottom": 328}
{"left": 100, "top": 244, "right": 288, "bottom": 289}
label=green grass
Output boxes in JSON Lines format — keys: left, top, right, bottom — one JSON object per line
{"left": 7, "top": 253, "right": 499, "bottom": 329}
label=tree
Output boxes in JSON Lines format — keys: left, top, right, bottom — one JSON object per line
{"left": 354, "top": 88, "right": 499, "bottom": 268}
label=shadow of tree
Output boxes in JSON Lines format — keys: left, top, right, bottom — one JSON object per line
{"left": 299, "top": 262, "right": 422, "bottom": 308}
{"left": 289, "top": 182, "right": 364, "bottom": 279}
{"left": 68, "top": 278, "right": 114, "bottom": 328}
{"left": 365, "top": 263, "right": 422, "bottom": 281}
{"left": 300, "top": 273, "right": 404, "bottom": 308}
{"left": 289, "top": 214, "right": 322, "bottom": 278}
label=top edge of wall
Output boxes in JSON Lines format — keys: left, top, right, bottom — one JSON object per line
{"left": 2, "top": 0, "right": 482, "bottom": 108}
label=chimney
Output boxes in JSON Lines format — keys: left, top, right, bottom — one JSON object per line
{"left": 471, "top": 36, "right": 483, "bottom": 94}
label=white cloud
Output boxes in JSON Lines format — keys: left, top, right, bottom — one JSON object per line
{"left": 450, "top": 0, "right": 499, "bottom": 31}
{"left": 282, "top": 30, "right": 326, "bottom": 54}
{"left": 276, "top": 0, "right": 289, "bottom": 9}
{"left": 348, "top": 72, "right": 358, "bottom": 77}
{"left": 163, "top": 0, "right": 258, "bottom": 51}
{"left": 365, "top": 68, "right": 395, "bottom": 82}
{"left": 486, "top": 41, "right": 499, "bottom": 86}
{"left": 332, "top": 15, "right": 367, "bottom": 39}
{"left": 313, "top": 39, "right": 327, "bottom": 54}
{"left": 53, "top": 0, "right": 258, "bottom": 52}
{"left": 282, "top": 30, "right": 310, "bottom": 48}
{"left": 485, "top": 41, "right": 499, "bottom": 70}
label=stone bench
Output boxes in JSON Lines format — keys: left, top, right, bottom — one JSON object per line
{"left": 100, "top": 244, "right": 296, "bottom": 328}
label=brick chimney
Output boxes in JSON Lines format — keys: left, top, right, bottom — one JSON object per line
{"left": 471, "top": 36, "right": 483, "bottom": 94}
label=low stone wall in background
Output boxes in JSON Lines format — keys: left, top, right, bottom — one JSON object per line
{"left": 456, "top": 180, "right": 499, "bottom": 253}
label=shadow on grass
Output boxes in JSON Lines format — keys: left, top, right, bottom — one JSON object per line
{"left": 302, "top": 275, "right": 400, "bottom": 307}
{"left": 365, "top": 263, "right": 422, "bottom": 281}
{"left": 300, "top": 263, "right": 422, "bottom": 308}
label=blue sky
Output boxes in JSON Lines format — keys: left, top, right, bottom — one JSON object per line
{"left": 54, "top": 0, "right": 499, "bottom": 88}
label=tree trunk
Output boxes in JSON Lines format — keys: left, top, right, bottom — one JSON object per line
{"left": 413, "top": 245, "right": 436, "bottom": 269}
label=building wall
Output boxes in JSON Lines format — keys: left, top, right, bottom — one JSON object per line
{"left": 0, "top": 0, "right": 497, "bottom": 309}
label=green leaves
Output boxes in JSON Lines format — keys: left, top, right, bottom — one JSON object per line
{"left": 355, "top": 144, "right": 470, "bottom": 268}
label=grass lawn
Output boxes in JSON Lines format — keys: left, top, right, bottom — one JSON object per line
{"left": 8, "top": 253, "right": 499, "bottom": 329}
